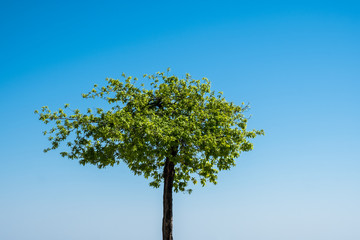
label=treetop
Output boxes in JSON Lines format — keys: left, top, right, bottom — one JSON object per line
{"left": 36, "top": 71, "right": 264, "bottom": 193}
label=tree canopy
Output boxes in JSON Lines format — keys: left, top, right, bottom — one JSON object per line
{"left": 36, "top": 71, "right": 264, "bottom": 193}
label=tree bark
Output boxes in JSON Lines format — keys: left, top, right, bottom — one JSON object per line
{"left": 162, "top": 157, "right": 175, "bottom": 240}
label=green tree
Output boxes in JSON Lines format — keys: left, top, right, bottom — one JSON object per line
{"left": 36, "top": 70, "right": 263, "bottom": 240}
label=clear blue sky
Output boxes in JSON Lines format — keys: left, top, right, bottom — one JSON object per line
{"left": 1, "top": 1, "right": 359, "bottom": 239}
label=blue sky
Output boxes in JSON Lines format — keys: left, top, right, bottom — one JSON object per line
{"left": 1, "top": 1, "right": 359, "bottom": 239}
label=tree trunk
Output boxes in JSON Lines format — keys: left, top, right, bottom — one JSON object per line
{"left": 162, "top": 157, "right": 175, "bottom": 240}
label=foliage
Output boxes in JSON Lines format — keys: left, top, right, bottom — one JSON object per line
{"left": 35, "top": 71, "right": 264, "bottom": 193}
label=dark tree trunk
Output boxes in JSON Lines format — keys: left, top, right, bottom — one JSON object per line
{"left": 162, "top": 157, "right": 175, "bottom": 240}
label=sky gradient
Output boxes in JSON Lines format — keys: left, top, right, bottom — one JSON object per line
{"left": 1, "top": 1, "right": 359, "bottom": 239}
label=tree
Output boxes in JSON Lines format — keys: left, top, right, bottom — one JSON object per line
{"left": 36, "top": 70, "right": 264, "bottom": 240}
